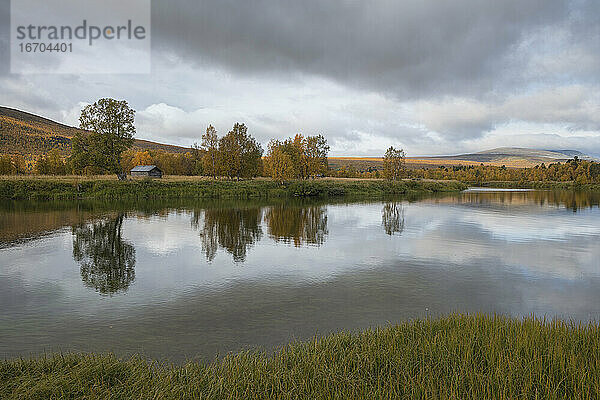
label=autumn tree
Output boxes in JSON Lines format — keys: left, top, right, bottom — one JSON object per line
{"left": 35, "top": 149, "right": 67, "bottom": 175}
{"left": 404, "top": 158, "right": 600, "bottom": 184}
{"left": 71, "top": 98, "right": 136, "bottom": 178}
{"left": 0, "top": 155, "right": 13, "bottom": 175}
{"left": 11, "top": 155, "right": 26, "bottom": 175}
{"left": 219, "top": 123, "right": 263, "bottom": 180}
{"left": 264, "top": 134, "right": 329, "bottom": 182}
{"left": 189, "top": 143, "right": 204, "bottom": 175}
{"left": 219, "top": 129, "right": 242, "bottom": 180}
{"left": 131, "top": 151, "right": 153, "bottom": 167}
{"left": 201, "top": 125, "right": 220, "bottom": 178}
{"left": 383, "top": 146, "right": 406, "bottom": 181}
{"left": 289, "top": 134, "right": 308, "bottom": 178}
{"left": 264, "top": 140, "right": 295, "bottom": 183}
{"left": 35, "top": 154, "right": 50, "bottom": 175}
{"left": 305, "top": 134, "right": 329, "bottom": 177}
{"left": 152, "top": 150, "right": 192, "bottom": 175}
{"left": 119, "top": 149, "right": 135, "bottom": 172}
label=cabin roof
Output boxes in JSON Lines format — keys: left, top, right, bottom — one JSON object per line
{"left": 130, "top": 165, "right": 161, "bottom": 172}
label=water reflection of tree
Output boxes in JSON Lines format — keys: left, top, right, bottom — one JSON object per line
{"left": 72, "top": 214, "right": 136, "bottom": 295}
{"left": 265, "top": 205, "right": 328, "bottom": 247}
{"left": 192, "top": 208, "right": 263, "bottom": 262}
{"left": 458, "top": 191, "right": 600, "bottom": 212}
{"left": 382, "top": 202, "right": 405, "bottom": 235}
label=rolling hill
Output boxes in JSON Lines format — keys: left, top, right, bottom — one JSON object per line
{"left": 329, "top": 147, "right": 596, "bottom": 171}
{"left": 426, "top": 147, "right": 596, "bottom": 165}
{"left": 0, "top": 106, "right": 190, "bottom": 161}
{"left": 2, "top": 106, "right": 595, "bottom": 172}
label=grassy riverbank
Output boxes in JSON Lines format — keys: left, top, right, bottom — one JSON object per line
{"left": 2, "top": 314, "right": 598, "bottom": 399}
{"left": 0, "top": 176, "right": 467, "bottom": 200}
{"left": 473, "top": 180, "right": 600, "bottom": 191}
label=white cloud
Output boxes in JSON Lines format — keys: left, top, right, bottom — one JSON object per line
{"left": 1, "top": 0, "right": 600, "bottom": 157}
{"left": 60, "top": 102, "right": 90, "bottom": 127}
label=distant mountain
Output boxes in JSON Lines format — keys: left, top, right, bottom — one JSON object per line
{"left": 330, "top": 147, "right": 597, "bottom": 171}
{"left": 421, "top": 147, "right": 597, "bottom": 167}
{"left": 548, "top": 149, "right": 591, "bottom": 158}
{"left": 0, "top": 106, "right": 190, "bottom": 160}
{"left": 475, "top": 147, "right": 594, "bottom": 160}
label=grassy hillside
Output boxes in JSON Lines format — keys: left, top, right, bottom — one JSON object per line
{"left": 0, "top": 107, "right": 189, "bottom": 162}
{"left": 427, "top": 147, "right": 589, "bottom": 166}
{"left": 329, "top": 156, "right": 519, "bottom": 172}
{"left": 2, "top": 314, "right": 599, "bottom": 399}
{"left": 329, "top": 148, "right": 592, "bottom": 173}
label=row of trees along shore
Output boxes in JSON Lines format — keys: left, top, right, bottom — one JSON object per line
{"left": 23, "top": 146, "right": 600, "bottom": 184}
{"left": 3, "top": 97, "right": 600, "bottom": 183}
{"left": 332, "top": 156, "right": 600, "bottom": 184}
{"left": 0, "top": 98, "right": 347, "bottom": 181}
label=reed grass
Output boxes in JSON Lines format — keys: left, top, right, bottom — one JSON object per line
{"left": 475, "top": 180, "right": 600, "bottom": 191}
{"left": 2, "top": 314, "right": 599, "bottom": 399}
{"left": 0, "top": 177, "right": 467, "bottom": 201}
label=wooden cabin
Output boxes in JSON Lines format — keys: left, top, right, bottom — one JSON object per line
{"left": 130, "top": 165, "right": 163, "bottom": 178}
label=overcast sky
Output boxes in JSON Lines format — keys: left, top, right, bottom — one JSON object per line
{"left": 1, "top": 0, "right": 600, "bottom": 156}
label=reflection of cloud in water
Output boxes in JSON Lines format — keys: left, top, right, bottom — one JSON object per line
{"left": 129, "top": 206, "right": 329, "bottom": 261}
{"left": 3, "top": 192, "right": 600, "bottom": 360}
{"left": 458, "top": 210, "right": 600, "bottom": 241}
{"left": 115, "top": 198, "right": 600, "bottom": 288}
{"left": 122, "top": 201, "right": 599, "bottom": 295}
{"left": 3, "top": 194, "right": 600, "bottom": 308}
{"left": 396, "top": 204, "right": 600, "bottom": 279}
{"left": 125, "top": 215, "right": 200, "bottom": 256}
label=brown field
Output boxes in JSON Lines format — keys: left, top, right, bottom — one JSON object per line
{"left": 329, "top": 156, "right": 538, "bottom": 170}
{"left": 406, "top": 157, "right": 538, "bottom": 168}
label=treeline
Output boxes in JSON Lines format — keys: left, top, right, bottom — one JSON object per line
{"left": 328, "top": 146, "right": 406, "bottom": 180}
{"left": 29, "top": 148, "right": 203, "bottom": 177}
{"left": 121, "top": 123, "right": 266, "bottom": 178}
{"left": 327, "top": 157, "right": 600, "bottom": 184}
{"left": 121, "top": 149, "right": 202, "bottom": 176}
{"left": 2, "top": 123, "right": 333, "bottom": 181}
{"left": 411, "top": 158, "right": 600, "bottom": 184}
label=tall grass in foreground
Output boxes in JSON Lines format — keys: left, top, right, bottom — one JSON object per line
{"left": 2, "top": 314, "right": 600, "bottom": 399}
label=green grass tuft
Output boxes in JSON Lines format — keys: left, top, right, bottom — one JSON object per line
{"left": 2, "top": 314, "right": 599, "bottom": 399}
{"left": 0, "top": 177, "right": 467, "bottom": 201}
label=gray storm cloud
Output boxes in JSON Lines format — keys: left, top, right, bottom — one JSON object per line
{"left": 151, "top": 0, "right": 572, "bottom": 98}
{"left": 1, "top": 0, "right": 600, "bottom": 155}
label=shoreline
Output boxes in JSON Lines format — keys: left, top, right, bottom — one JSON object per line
{"left": 2, "top": 175, "right": 599, "bottom": 201}
{"left": 0, "top": 177, "right": 467, "bottom": 201}
{"left": 1, "top": 314, "right": 598, "bottom": 399}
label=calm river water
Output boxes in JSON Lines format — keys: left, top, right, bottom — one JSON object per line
{"left": 1, "top": 190, "right": 599, "bottom": 362}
